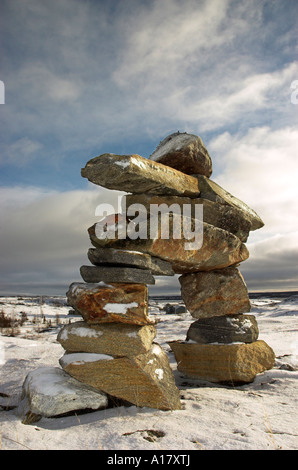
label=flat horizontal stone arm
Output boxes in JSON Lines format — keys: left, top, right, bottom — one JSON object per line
{"left": 81, "top": 153, "right": 200, "bottom": 197}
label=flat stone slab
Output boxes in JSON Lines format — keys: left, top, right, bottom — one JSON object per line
{"left": 58, "top": 321, "right": 157, "bottom": 357}
{"left": 186, "top": 314, "right": 259, "bottom": 344}
{"left": 88, "top": 216, "right": 249, "bottom": 274}
{"left": 179, "top": 267, "right": 251, "bottom": 318}
{"left": 149, "top": 132, "right": 212, "bottom": 177}
{"left": 169, "top": 340, "right": 275, "bottom": 384}
{"left": 59, "top": 344, "right": 182, "bottom": 410}
{"left": 66, "top": 282, "right": 153, "bottom": 326}
{"left": 124, "top": 193, "right": 252, "bottom": 242}
{"left": 17, "top": 367, "right": 108, "bottom": 424}
{"left": 87, "top": 247, "right": 174, "bottom": 276}
{"left": 80, "top": 265, "right": 155, "bottom": 285}
{"left": 194, "top": 175, "right": 264, "bottom": 231}
{"left": 81, "top": 153, "right": 200, "bottom": 197}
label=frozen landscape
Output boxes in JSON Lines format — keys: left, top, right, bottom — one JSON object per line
{"left": 0, "top": 291, "right": 297, "bottom": 451}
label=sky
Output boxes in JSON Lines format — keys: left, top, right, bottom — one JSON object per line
{"left": 0, "top": 0, "right": 297, "bottom": 296}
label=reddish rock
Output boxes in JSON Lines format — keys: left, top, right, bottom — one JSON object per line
{"left": 66, "top": 282, "right": 153, "bottom": 326}
{"left": 179, "top": 267, "right": 251, "bottom": 318}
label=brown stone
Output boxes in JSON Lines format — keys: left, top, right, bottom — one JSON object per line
{"left": 179, "top": 267, "right": 251, "bottom": 318}
{"left": 124, "top": 193, "right": 252, "bottom": 242}
{"left": 59, "top": 344, "right": 182, "bottom": 410}
{"left": 57, "top": 321, "right": 156, "bottom": 357}
{"left": 66, "top": 282, "right": 153, "bottom": 326}
{"left": 149, "top": 132, "right": 212, "bottom": 177}
{"left": 81, "top": 153, "right": 200, "bottom": 197}
{"left": 168, "top": 340, "right": 275, "bottom": 384}
{"left": 194, "top": 175, "right": 264, "bottom": 231}
{"left": 88, "top": 215, "right": 249, "bottom": 274}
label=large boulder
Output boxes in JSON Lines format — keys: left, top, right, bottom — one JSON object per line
{"left": 17, "top": 367, "right": 108, "bottom": 424}
{"left": 149, "top": 132, "right": 212, "bottom": 177}
{"left": 81, "top": 153, "right": 200, "bottom": 197}
{"left": 169, "top": 340, "right": 275, "bottom": 384}
{"left": 59, "top": 344, "right": 182, "bottom": 410}
{"left": 58, "top": 322, "right": 156, "bottom": 357}
{"left": 66, "top": 282, "right": 153, "bottom": 326}
{"left": 179, "top": 267, "right": 251, "bottom": 318}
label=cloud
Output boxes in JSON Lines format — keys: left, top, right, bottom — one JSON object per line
{"left": 0, "top": 185, "right": 126, "bottom": 294}
{"left": 1, "top": 0, "right": 296, "bottom": 170}
{"left": 207, "top": 125, "right": 298, "bottom": 290}
{"left": 1, "top": 137, "right": 44, "bottom": 166}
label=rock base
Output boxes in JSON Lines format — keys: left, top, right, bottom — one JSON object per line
{"left": 169, "top": 340, "right": 275, "bottom": 384}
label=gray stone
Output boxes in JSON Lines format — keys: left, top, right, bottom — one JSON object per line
{"left": 164, "top": 304, "right": 187, "bottom": 315}
{"left": 17, "top": 367, "right": 108, "bottom": 424}
{"left": 81, "top": 153, "right": 200, "bottom": 197}
{"left": 124, "top": 193, "right": 252, "bottom": 242}
{"left": 149, "top": 132, "right": 212, "bottom": 177}
{"left": 186, "top": 314, "right": 259, "bottom": 344}
{"left": 193, "top": 175, "right": 264, "bottom": 231}
{"left": 87, "top": 247, "right": 174, "bottom": 276}
{"left": 80, "top": 265, "right": 155, "bottom": 285}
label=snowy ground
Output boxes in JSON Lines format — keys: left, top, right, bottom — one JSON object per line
{"left": 0, "top": 293, "right": 297, "bottom": 451}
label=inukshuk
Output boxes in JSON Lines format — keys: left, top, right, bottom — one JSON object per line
{"left": 58, "top": 132, "right": 275, "bottom": 411}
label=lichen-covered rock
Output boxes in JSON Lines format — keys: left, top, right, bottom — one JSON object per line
{"left": 57, "top": 321, "right": 156, "bottom": 357}
{"left": 80, "top": 265, "right": 155, "bottom": 285}
{"left": 179, "top": 267, "right": 251, "bottom": 318}
{"left": 66, "top": 282, "right": 153, "bottom": 326}
{"left": 88, "top": 247, "right": 174, "bottom": 276}
{"left": 124, "top": 193, "right": 252, "bottom": 242}
{"left": 59, "top": 344, "right": 182, "bottom": 410}
{"left": 168, "top": 340, "right": 275, "bottom": 384}
{"left": 149, "top": 132, "right": 212, "bottom": 177}
{"left": 88, "top": 215, "right": 249, "bottom": 274}
{"left": 194, "top": 175, "right": 264, "bottom": 231}
{"left": 186, "top": 314, "right": 259, "bottom": 344}
{"left": 81, "top": 153, "right": 200, "bottom": 197}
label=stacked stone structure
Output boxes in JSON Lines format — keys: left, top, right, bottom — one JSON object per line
{"left": 19, "top": 132, "right": 276, "bottom": 422}
{"left": 77, "top": 132, "right": 274, "bottom": 388}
